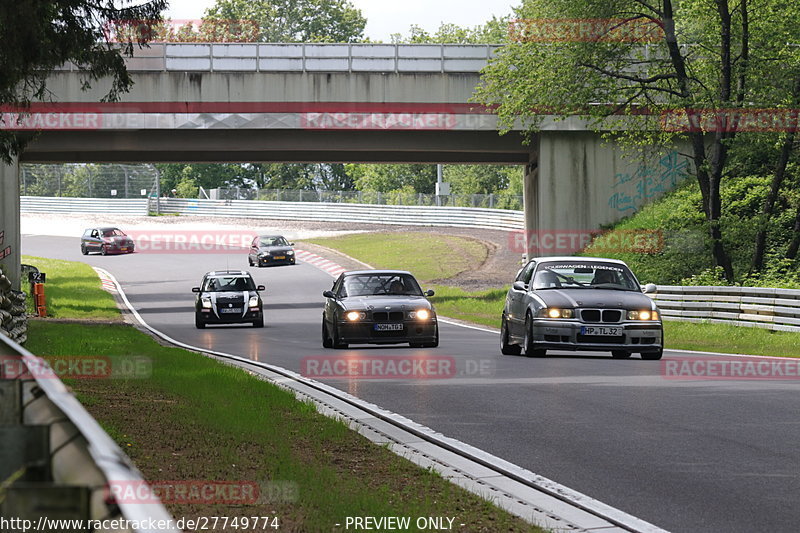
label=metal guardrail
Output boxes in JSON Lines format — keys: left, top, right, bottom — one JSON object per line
{"left": 652, "top": 286, "right": 800, "bottom": 332}
{"left": 55, "top": 43, "right": 500, "bottom": 73}
{"left": 156, "top": 198, "right": 525, "bottom": 230}
{"left": 0, "top": 333, "right": 177, "bottom": 532}
{"left": 21, "top": 197, "right": 149, "bottom": 216}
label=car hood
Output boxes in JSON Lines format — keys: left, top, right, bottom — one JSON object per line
{"left": 534, "top": 288, "right": 656, "bottom": 310}
{"left": 340, "top": 295, "right": 432, "bottom": 311}
{"left": 259, "top": 246, "right": 293, "bottom": 253}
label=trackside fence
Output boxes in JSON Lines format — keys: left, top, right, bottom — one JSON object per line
{"left": 20, "top": 196, "right": 149, "bottom": 216}
{"left": 651, "top": 286, "right": 800, "bottom": 333}
{"left": 154, "top": 198, "right": 526, "bottom": 230}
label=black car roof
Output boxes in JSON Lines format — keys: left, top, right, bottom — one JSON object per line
{"left": 343, "top": 270, "right": 413, "bottom": 276}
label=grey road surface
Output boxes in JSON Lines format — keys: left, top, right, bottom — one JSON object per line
{"left": 23, "top": 235, "right": 800, "bottom": 533}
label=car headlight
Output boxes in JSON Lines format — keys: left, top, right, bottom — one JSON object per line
{"left": 201, "top": 298, "right": 212, "bottom": 309}
{"left": 259, "top": 252, "right": 268, "bottom": 257}
{"left": 409, "top": 309, "right": 431, "bottom": 320}
{"left": 248, "top": 296, "right": 260, "bottom": 308}
{"left": 346, "top": 311, "right": 366, "bottom": 321}
{"left": 538, "top": 308, "right": 573, "bottom": 319}
{"left": 627, "top": 310, "right": 659, "bottom": 320}
{"left": 286, "top": 250, "right": 295, "bottom": 256}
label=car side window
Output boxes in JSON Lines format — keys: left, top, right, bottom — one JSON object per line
{"left": 517, "top": 262, "right": 536, "bottom": 285}
{"left": 91, "top": 230, "right": 99, "bottom": 238}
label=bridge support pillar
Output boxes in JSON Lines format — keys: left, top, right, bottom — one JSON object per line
{"left": 0, "top": 158, "right": 21, "bottom": 290}
{"left": 523, "top": 146, "right": 539, "bottom": 261}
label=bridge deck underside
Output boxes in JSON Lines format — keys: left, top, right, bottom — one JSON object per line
{"left": 22, "top": 130, "right": 533, "bottom": 164}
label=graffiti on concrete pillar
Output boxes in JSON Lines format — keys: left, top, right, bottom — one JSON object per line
{"left": 607, "top": 151, "right": 689, "bottom": 213}
{"left": 0, "top": 230, "right": 9, "bottom": 259}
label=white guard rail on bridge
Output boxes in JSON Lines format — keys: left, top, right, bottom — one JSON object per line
{"left": 54, "top": 43, "right": 501, "bottom": 73}
{"left": 0, "top": 333, "right": 177, "bottom": 532}
{"left": 156, "top": 198, "right": 525, "bottom": 230}
{"left": 21, "top": 196, "right": 149, "bottom": 216}
{"left": 652, "top": 286, "right": 800, "bottom": 333}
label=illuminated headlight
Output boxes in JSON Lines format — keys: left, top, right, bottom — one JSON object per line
{"left": 286, "top": 250, "right": 295, "bottom": 256}
{"left": 201, "top": 298, "right": 212, "bottom": 309}
{"left": 409, "top": 309, "right": 431, "bottom": 320}
{"left": 248, "top": 296, "right": 260, "bottom": 308}
{"left": 538, "top": 308, "right": 573, "bottom": 319}
{"left": 346, "top": 311, "right": 366, "bottom": 321}
{"left": 628, "top": 310, "right": 659, "bottom": 320}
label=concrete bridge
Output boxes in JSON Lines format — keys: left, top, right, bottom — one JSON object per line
{"left": 0, "top": 43, "right": 690, "bottom": 288}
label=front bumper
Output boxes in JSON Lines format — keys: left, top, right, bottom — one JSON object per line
{"left": 338, "top": 320, "right": 437, "bottom": 345}
{"left": 258, "top": 255, "right": 295, "bottom": 266}
{"left": 105, "top": 243, "right": 135, "bottom": 253}
{"left": 531, "top": 319, "right": 663, "bottom": 352}
{"left": 199, "top": 308, "right": 263, "bottom": 324}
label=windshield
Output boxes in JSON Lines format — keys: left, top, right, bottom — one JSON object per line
{"left": 203, "top": 276, "right": 256, "bottom": 292}
{"left": 532, "top": 261, "right": 639, "bottom": 291}
{"left": 260, "top": 236, "right": 289, "bottom": 247}
{"left": 341, "top": 273, "right": 423, "bottom": 297}
{"left": 102, "top": 229, "right": 126, "bottom": 237}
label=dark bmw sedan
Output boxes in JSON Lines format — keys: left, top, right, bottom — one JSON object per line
{"left": 80, "top": 227, "right": 135, "bottom": 255}
{"left": 501, "top": 257, "right": 663, "bottom": 360}
{"left": 193, "top": 270, "right": 265, "bottom": 328}
{"left": 322, "top": 270, "right": 439, "bottom": 349}
{"left": 248, "top": 235, "right": 296, "bottom": 267}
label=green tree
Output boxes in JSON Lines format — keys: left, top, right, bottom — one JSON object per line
{"left": 204, "top": 0, "right": 366, "bottom": 42}
{"left": 175, "top": 176, "right": 199, "bottom": 198}
{"left": 0, "top": 0, "right": 167, "bottom": 162}
{"left": 346, "top": 164, "right": 437, "bottom": 194}
{"left": 476, "top": 0, "right": 800, "bottom": 281}
{"left": 392, "top": 17, "right": 510, "bottom": 44}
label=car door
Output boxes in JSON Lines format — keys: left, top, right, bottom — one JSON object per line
{"left": 88, "top": 229, "right": 101, "bottom": 251}
{"left": 508, "top": 261, "right": 535, "bottom": 337}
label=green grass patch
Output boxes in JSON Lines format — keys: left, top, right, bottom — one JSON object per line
{"left": 25, "top": 321, "right": 539, "bottom": 532}
{"left": 429, "top": 285, "right": 506, "bottom": 329}
{"left": 21, "top": 255, "right": 119, "bottom": 320}
{"left": 664, "top": 321, "right": 800, "bottom": 358}
{"left": 306, "top": 232, "right": 487, "bottom": 282}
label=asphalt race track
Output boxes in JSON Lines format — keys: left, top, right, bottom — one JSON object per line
{"left": 23, "top": 235, "right": 800, "bottom": 533}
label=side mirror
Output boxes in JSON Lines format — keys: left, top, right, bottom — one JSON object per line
{"left": 512, "top": 281, "right": 528, "bottom": 291}
{"left": 257, "top": 285, "right": 266, "bottom": 291}
{"left": 289, "top": 242, "right": 295, "bottom": 246}
{"left": 323, "top": 290, "right": 335, "bottom": 298}
{"left": 642, "top": 283, "right": 657, "bottom": 294}
{"left": 191, "top": 287, "right": 200, "bottom": 293}
{"left": 424, "top": 289, "right": 435, "bottom": 297}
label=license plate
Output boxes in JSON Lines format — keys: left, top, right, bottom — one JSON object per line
{"left": 274, "top": 256, "right": 285, "bottom": 260}
{"left": 374, "top": 323, "right": 404, "bottom": 332}
{"left": 220, "top": 308, "right": 242, "bottom": 314}
{"left": 120, "top": 247, "right": 128, "bottom": 251}
{"left": 581, "top": 326, "right": 621, "bottom": 336}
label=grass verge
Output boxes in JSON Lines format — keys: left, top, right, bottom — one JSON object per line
{"left": 305, "top": 232, "right": 800, "bottom": 358}
{"left": 21, "top": 255, "right": 119, "bottom": 320}
{"left": 23, "top": 257, "right": 540, "bottom": 532}
{"left": 306, "top": 232, "right": 487, "bottom": 282}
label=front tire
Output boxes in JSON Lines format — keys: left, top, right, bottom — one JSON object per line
{"left": 500, "top": 316, "right": 522, "bottom": 356}
{"left": 80, "top": 244, "right": 88, "bottom": 255}
{"left": 612, "top": 350, "right": 632, "bottom": 359}
{"left": 524, "top": 314, "right": 546, "bottom": 358}
{"left": 422, "top": 326, "right": 439, "bottom": 348}
{"left": 100, "top": 245, "right": 108, "bottom": 256}
{"left": 641, "top": 349, "right": 663, "bottom": 360}
{"left": 331, "top": 323, "right": 348, "bottom": 349}
{"left": 322, "top": 320, "right": 333, "bottom": 348}
{"left": 252, "top": 316, "right": 264, "bottom": 328}
{"left": 195, "top": 315, "right": 206, "bottom": 329}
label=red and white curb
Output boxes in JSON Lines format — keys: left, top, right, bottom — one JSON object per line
{"left": 96, "top": 268, "right": 118, "bottom": 293}
{"left": 295, "top": 249, "right": 346, "bottom": 278}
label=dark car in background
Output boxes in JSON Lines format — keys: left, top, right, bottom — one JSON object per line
{"left": 80, "top": 227, "right": 135, "bottom": 255}
{"left": 500, "top": 257, "right": 663, "bottom": 360}
{"left": 248, "top": 235, "right": 296, "bottom": 267}
{"left": 322, "top": 270, "right": 438, "bottom": 349}
{"left": 193, "top": 270, "right": 265, "bottom": 329}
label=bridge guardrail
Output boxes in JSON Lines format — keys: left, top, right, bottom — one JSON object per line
{"left": 21, "top": 197, "right": 149, "bottom": 216}
{"left": 155, "top": 198, "right": 525, "bottom": 230}
{"left": 56, "top": 43, "right": 501, "bottom": 73}
{"left": 652, "top": 285, "right": 800, "bottom": 333}
{"left": 0, "top": 333, "right": 177, "bottom": 532}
